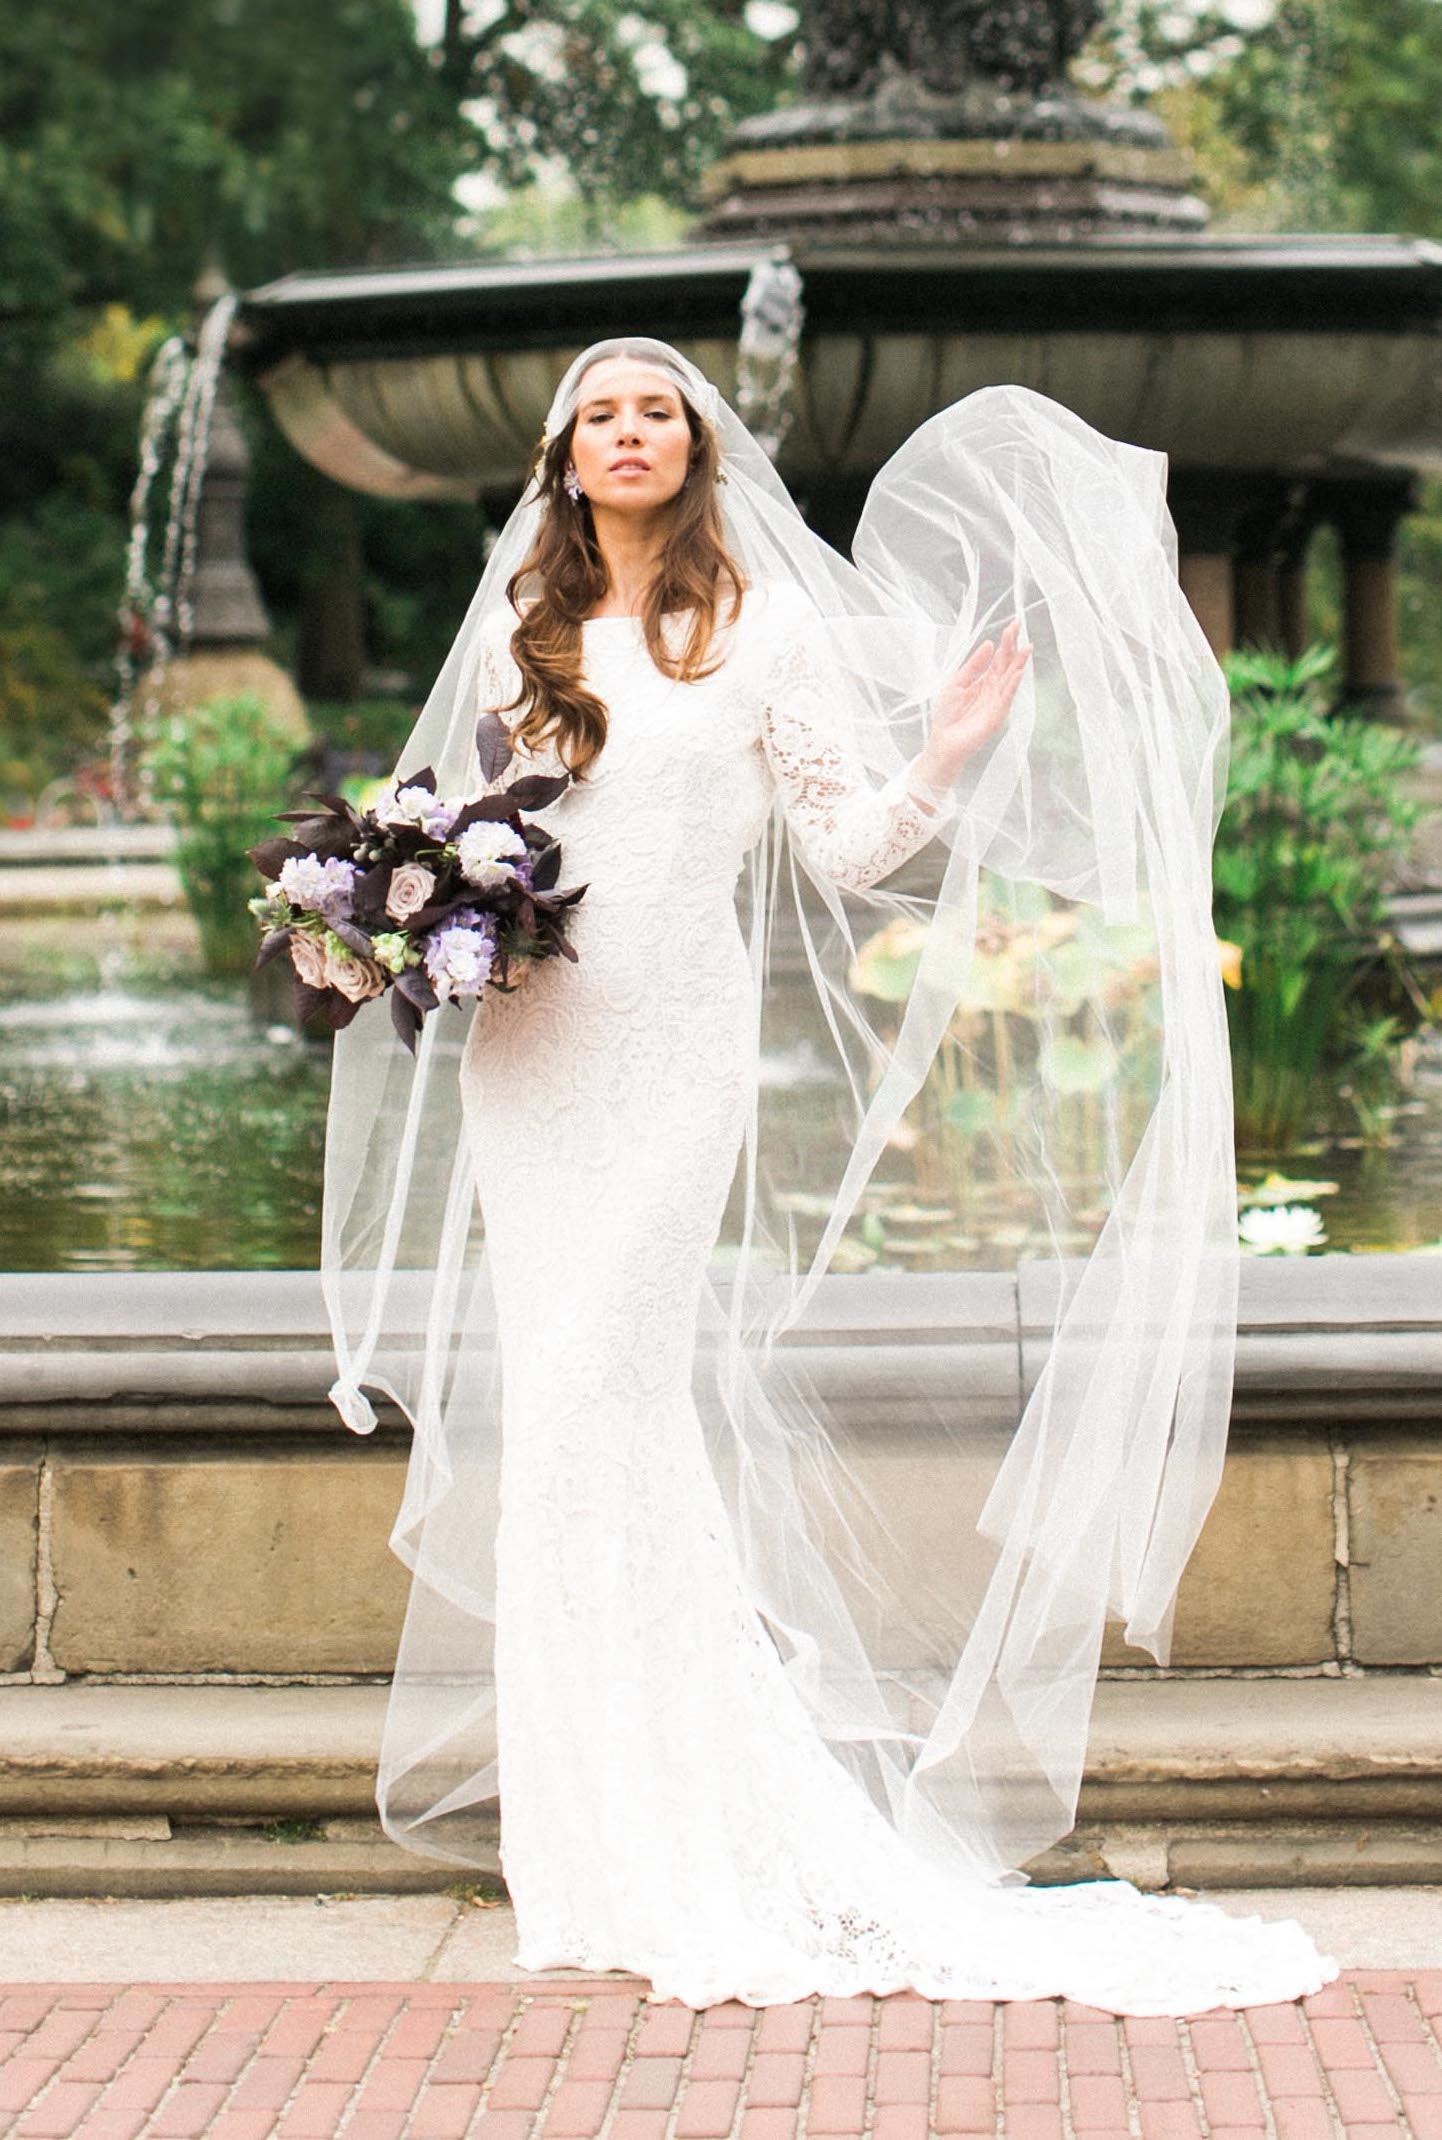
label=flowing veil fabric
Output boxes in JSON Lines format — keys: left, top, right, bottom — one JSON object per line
{"left": 321, "top": 339, "right": 1267, "bottom": 1942}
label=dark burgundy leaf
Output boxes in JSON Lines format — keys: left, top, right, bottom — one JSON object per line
{"left": 390, "top": 988, "right": 423, "bottom": 1054}
{"left": 255, "top": 928, "right": 292, "bottom": 970}
{"left": 404, "top": 895, "right": 486, "bottom": 933}
{"left": 351, "top": 860, "right": 395, "bottom": 920}
{"left": 248, "top": 836, "right": 308, "bottom": 878}
{"left": 394, "top": 764, "right": 437, "bottom": 795}
{"left": 292, "top": 819, "right": 359, "bottom": 860}
{"left": 328, "top": 994, "right": 364, "bottom": 1031}
{"left": 447, "top": 795, "right": 520, "bottom": 836}
{"left": 395, "top": 967, "right": 439, "bottom": 1013}
{"left": 530, "top": 842, "right": 561, "bottom": 891}
{"left": 475, "top": 710, "right": 514, "bottom": 787}
{"left": 325, "top": 920, "right": 374, "bottom": 958}
{"left": 294, "top": 981, "right": 364, "bottom": 1031}
{"left": 505, "top": 773, "right": 571, "bottom": 810}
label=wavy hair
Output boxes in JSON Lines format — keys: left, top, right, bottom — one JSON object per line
{"left": 496, "top": 388, "right": 748, "bottom": 781}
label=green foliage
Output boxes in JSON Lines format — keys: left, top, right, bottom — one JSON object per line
{"left": 1214, "top": 644, "right": 1425, "bottom": 1147}
{"left": 145, "top": 693, "right": 301, "bottom": 976}
{"left": 0, "top": 0, "right": 484, "bottom": 793}
{"left": 0, "top": 490, "right": 132, "bottom": 816}
{"left": 437, "top": 0, "right": 791, "bottom": 214}
{"left": 1078, "top": 0, "right": 1442, "bottom": 235}
{"left": 303, "top": 698, "right": 419, "bottom": 764}
{"left": 0, "top": 1, "right": 477, "bottom": 347}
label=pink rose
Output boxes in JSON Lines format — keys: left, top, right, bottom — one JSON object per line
{"left": 384, "top": 861, "right": 437, "bottom": 924}
{"left": 289, "top": 931, "right": 329, "bottom": 989}
{"left": 323, "top": 945, "right": 386, "bottom": 1002}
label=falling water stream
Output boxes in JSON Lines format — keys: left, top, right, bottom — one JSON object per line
{"left": 110, "top": 292, "right": 239, "bottom": 817}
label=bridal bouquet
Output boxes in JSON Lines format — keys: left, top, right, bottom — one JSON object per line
{"left": 246, "top": 710, "right": 586, "bottom": 1051}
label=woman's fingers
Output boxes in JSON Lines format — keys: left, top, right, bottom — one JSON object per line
{"left": 955, "top": 638, "right": 995, "bottom": 687}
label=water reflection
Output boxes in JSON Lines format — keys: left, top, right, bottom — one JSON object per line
{"left": 0, "top": 908, "right": 1438, "bottom": 1270}
{"left": 0, "top": 913, "right": 328, "bottom": 1271}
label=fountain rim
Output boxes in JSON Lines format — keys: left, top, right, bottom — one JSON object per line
{"left": 233, "top": 231, "right": 1442, "bottom": 373}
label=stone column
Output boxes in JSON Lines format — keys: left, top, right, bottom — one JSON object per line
{"left": 1315, "top": 476, "right": 1417, "bottom": 716}
{"left": 1277, "top": 498, "right": 1324, "bottom": 661}
{"left": 1167, "top": 473, "right": 1255, "bottom": 660}
{"left": 1234, "top": 480, "right": 1309, "bottom": 655}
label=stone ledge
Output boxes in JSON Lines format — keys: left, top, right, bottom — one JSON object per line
{"left": 2, "top": 1675, "right": 1438, "bottom": 1822}
{"left": 11, "top": 1821, "right": 1436, "bottom": 1901}
{"left": 3, "top": 1260, "right": 1438, "bottom": 1425}
{"left": 0, "top": 1680, "right": 1438, "bottom": 1895}
{"left": 1, "top": 1677, "right": 1441, "bottom": 1896}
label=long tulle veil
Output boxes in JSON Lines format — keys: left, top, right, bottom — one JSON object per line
{"left": 321, "top": 335, "right": 1240, "bottom": 1892}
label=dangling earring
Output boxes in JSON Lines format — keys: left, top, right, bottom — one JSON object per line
{"left": 563, "top": 463, "right": 584, "bottom": 502}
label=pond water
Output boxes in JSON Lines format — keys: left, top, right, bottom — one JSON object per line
{"left": 1, "top": 907, "right": 1440, "bottom": 1271}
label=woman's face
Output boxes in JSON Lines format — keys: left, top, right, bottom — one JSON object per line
{"left": 566, "top": 358, "right": 694, "bottom": 513}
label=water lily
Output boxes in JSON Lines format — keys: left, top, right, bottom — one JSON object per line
{"left": 1238, "top": 1204, "right": 1327, "bottom": 1254}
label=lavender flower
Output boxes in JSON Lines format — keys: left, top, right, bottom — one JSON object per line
{"left": 277, "top": 854, "right": 360, "bottom": 922}
{"left": 422, "top": 909, "right": 498, "bottom": 1002}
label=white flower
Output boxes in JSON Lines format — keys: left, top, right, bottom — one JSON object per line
{"left": 384, "top": 861, "right": 437, "bottom": 923}
{"left": 1238, "top": 1204, "right": 1326, "bottom": 1255}
{"left": 378, "top": 782, "right": 439, "bottom": 829}
{"left": 454, "top": 819, "right": 528, "bottom": 889}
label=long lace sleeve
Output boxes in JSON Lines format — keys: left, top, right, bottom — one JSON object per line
{"left": 757, "top": 603, "right": 958, "bottom": 894}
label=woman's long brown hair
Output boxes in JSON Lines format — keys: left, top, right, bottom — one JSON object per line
{"left": 495, "top": 388, "right": 749, "bottom": 781}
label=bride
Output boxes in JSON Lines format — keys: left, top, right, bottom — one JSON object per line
{"left": 320, "top": 334, "right": 1337, "bottom": 2011}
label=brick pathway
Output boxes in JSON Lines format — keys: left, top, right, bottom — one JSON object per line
{"left": 0, "top": 1973, "right": 1439, "bottom": 2137}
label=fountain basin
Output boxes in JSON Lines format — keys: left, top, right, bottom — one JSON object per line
{"left": 236, "top": 235, "right": 1442, "bottom": 503}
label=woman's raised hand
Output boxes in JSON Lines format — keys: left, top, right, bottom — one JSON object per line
{"left": 915, "top": 618, "right": 1030, "bottom": 795}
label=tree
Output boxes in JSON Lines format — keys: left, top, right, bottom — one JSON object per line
{"left": 436, "top": 0, "right": 792, "bottom": 227}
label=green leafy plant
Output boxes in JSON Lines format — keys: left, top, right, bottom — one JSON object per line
{"left": 145, "top": 691, "right": 301, "bottom": 976}
{"left": 1214, "top": 644, "right": 1427, "bottom": 1149}
{"left": 842, "top": 881, "right": 1168, "bottom": 1268}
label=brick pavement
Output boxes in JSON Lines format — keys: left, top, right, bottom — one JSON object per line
{"left": 0, "top": 1973, "right": 1438, "bottom": 2136}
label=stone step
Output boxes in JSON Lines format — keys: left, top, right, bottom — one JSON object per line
{"left": 0, "top": 1676, "right": 1437, "bottom": 1897}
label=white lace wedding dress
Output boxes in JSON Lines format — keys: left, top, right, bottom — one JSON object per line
{"left": 455, "top": 580, "right": 1335, "bottom": 2014}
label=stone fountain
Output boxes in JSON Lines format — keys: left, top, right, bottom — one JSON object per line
{"left": 232, "top": 0, "right": 1442, "bottom": 731}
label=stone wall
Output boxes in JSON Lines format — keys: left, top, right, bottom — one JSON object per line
{"left": 1, "top": 1259, "right": 1438, "bottom": 1684}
